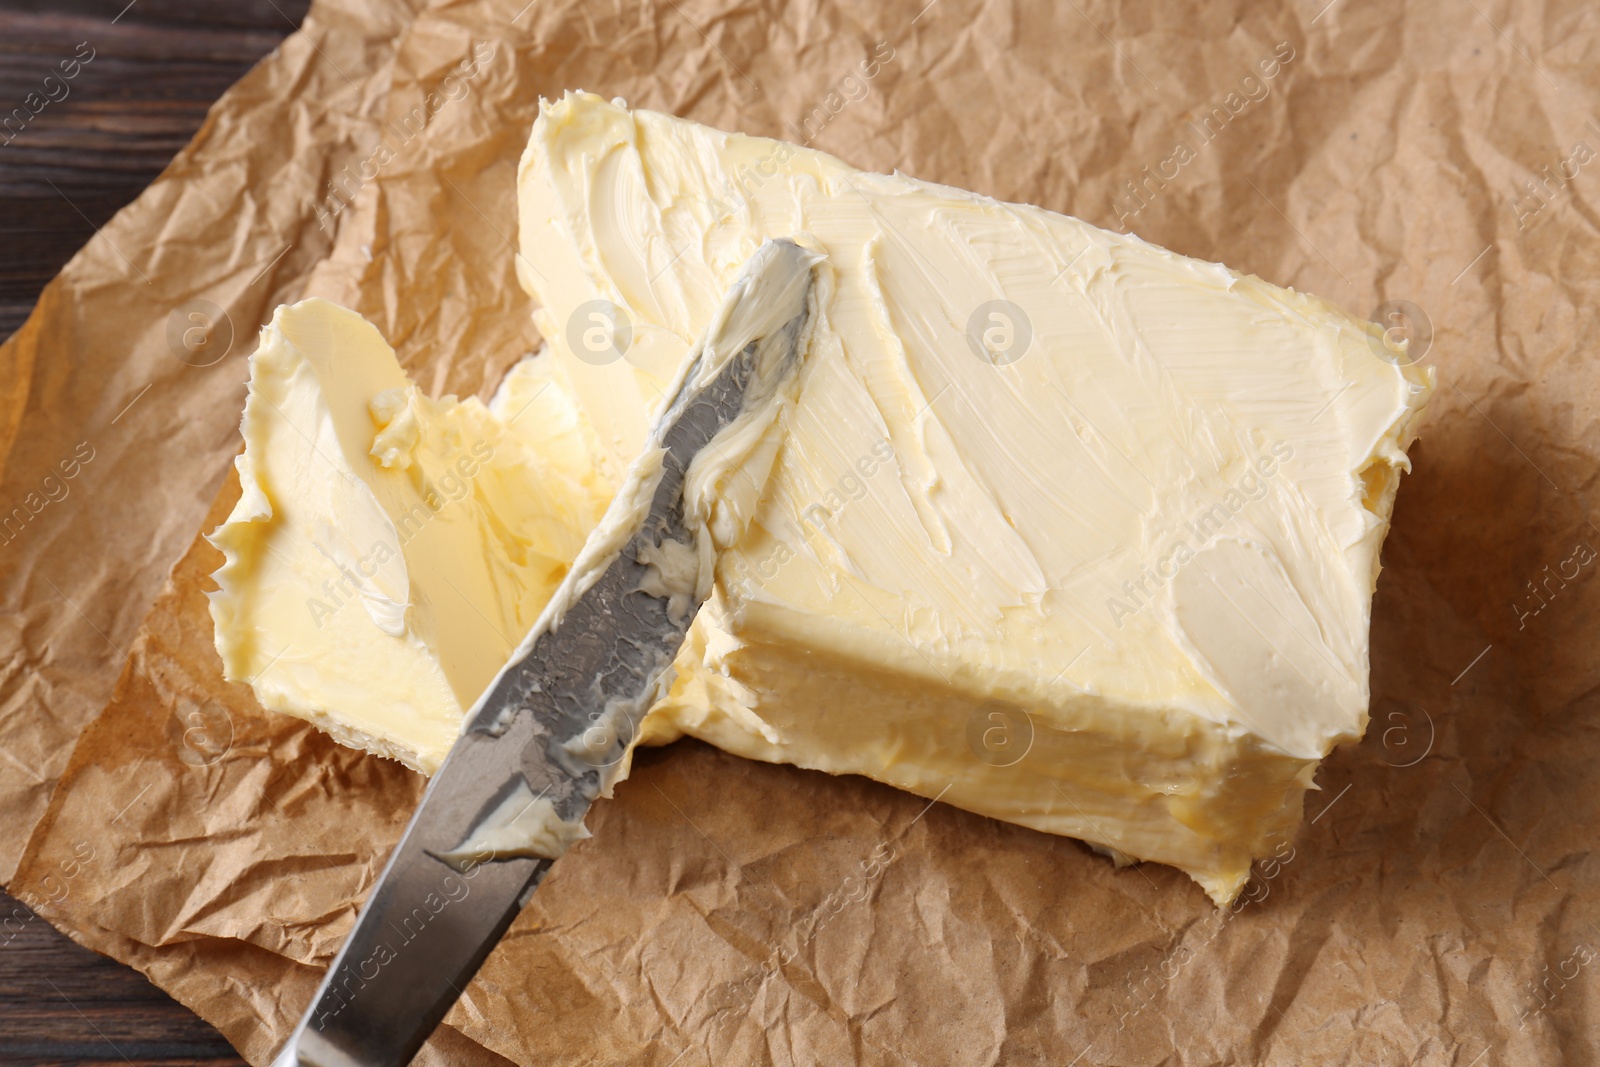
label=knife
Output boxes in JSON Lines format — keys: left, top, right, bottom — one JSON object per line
{"left": 273, "top": 238, "right": 823, "bottom": 1067}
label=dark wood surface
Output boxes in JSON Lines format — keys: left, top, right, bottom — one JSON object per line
{"left": 1, "top": 2, "right": 309, "bottom": 1061}
{"left": 0, "top": 0, "right": 309, "bottom": 339}
{"left": 0, "top": 886, "right": 245, "bottom": 1065}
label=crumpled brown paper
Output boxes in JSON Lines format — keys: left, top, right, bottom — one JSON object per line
{"left": 4, "top": 0, "right": 1599, "bottom": 1063}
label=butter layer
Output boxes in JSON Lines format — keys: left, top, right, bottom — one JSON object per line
{"left": 516, "top": 92, "right": 1434, "bottom": 903}
{"left": 208, "top": 299, "right": 609, "bottom": 773}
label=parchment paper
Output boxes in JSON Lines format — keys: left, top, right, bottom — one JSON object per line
{"left": 4, "top": 0, "right": 1600, "bottom": 1063}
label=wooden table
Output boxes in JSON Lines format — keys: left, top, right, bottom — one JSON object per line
{"left": 1, "top": 2, "right": 309, "bottom": 1060}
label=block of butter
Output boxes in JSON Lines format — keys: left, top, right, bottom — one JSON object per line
{"left": 210, "top": 92, "right": 1431, "bottom": 904}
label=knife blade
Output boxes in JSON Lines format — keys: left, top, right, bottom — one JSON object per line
{"left": 273, "top": 237, "right": 822, "bottom": 1067}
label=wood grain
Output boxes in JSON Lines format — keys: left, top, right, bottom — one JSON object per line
{"left": 0, "top": 0, "right": 309, "bottom": 340}
{"left": 1, "top": 1, "right": 308, "bottom": 1061}
{"left": 0, "top": 888, "right": 244, "bottom": 1065}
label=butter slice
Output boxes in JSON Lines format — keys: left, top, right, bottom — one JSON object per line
{"left": 512, "top": 93, "right": 1432, "bottom": 904}
{"left": 208, "top": 299, "right": 608, "bottom": 773}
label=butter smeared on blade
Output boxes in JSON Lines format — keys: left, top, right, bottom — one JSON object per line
{"left": 450, "top": 235, "right": 826, "bottom": 863}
